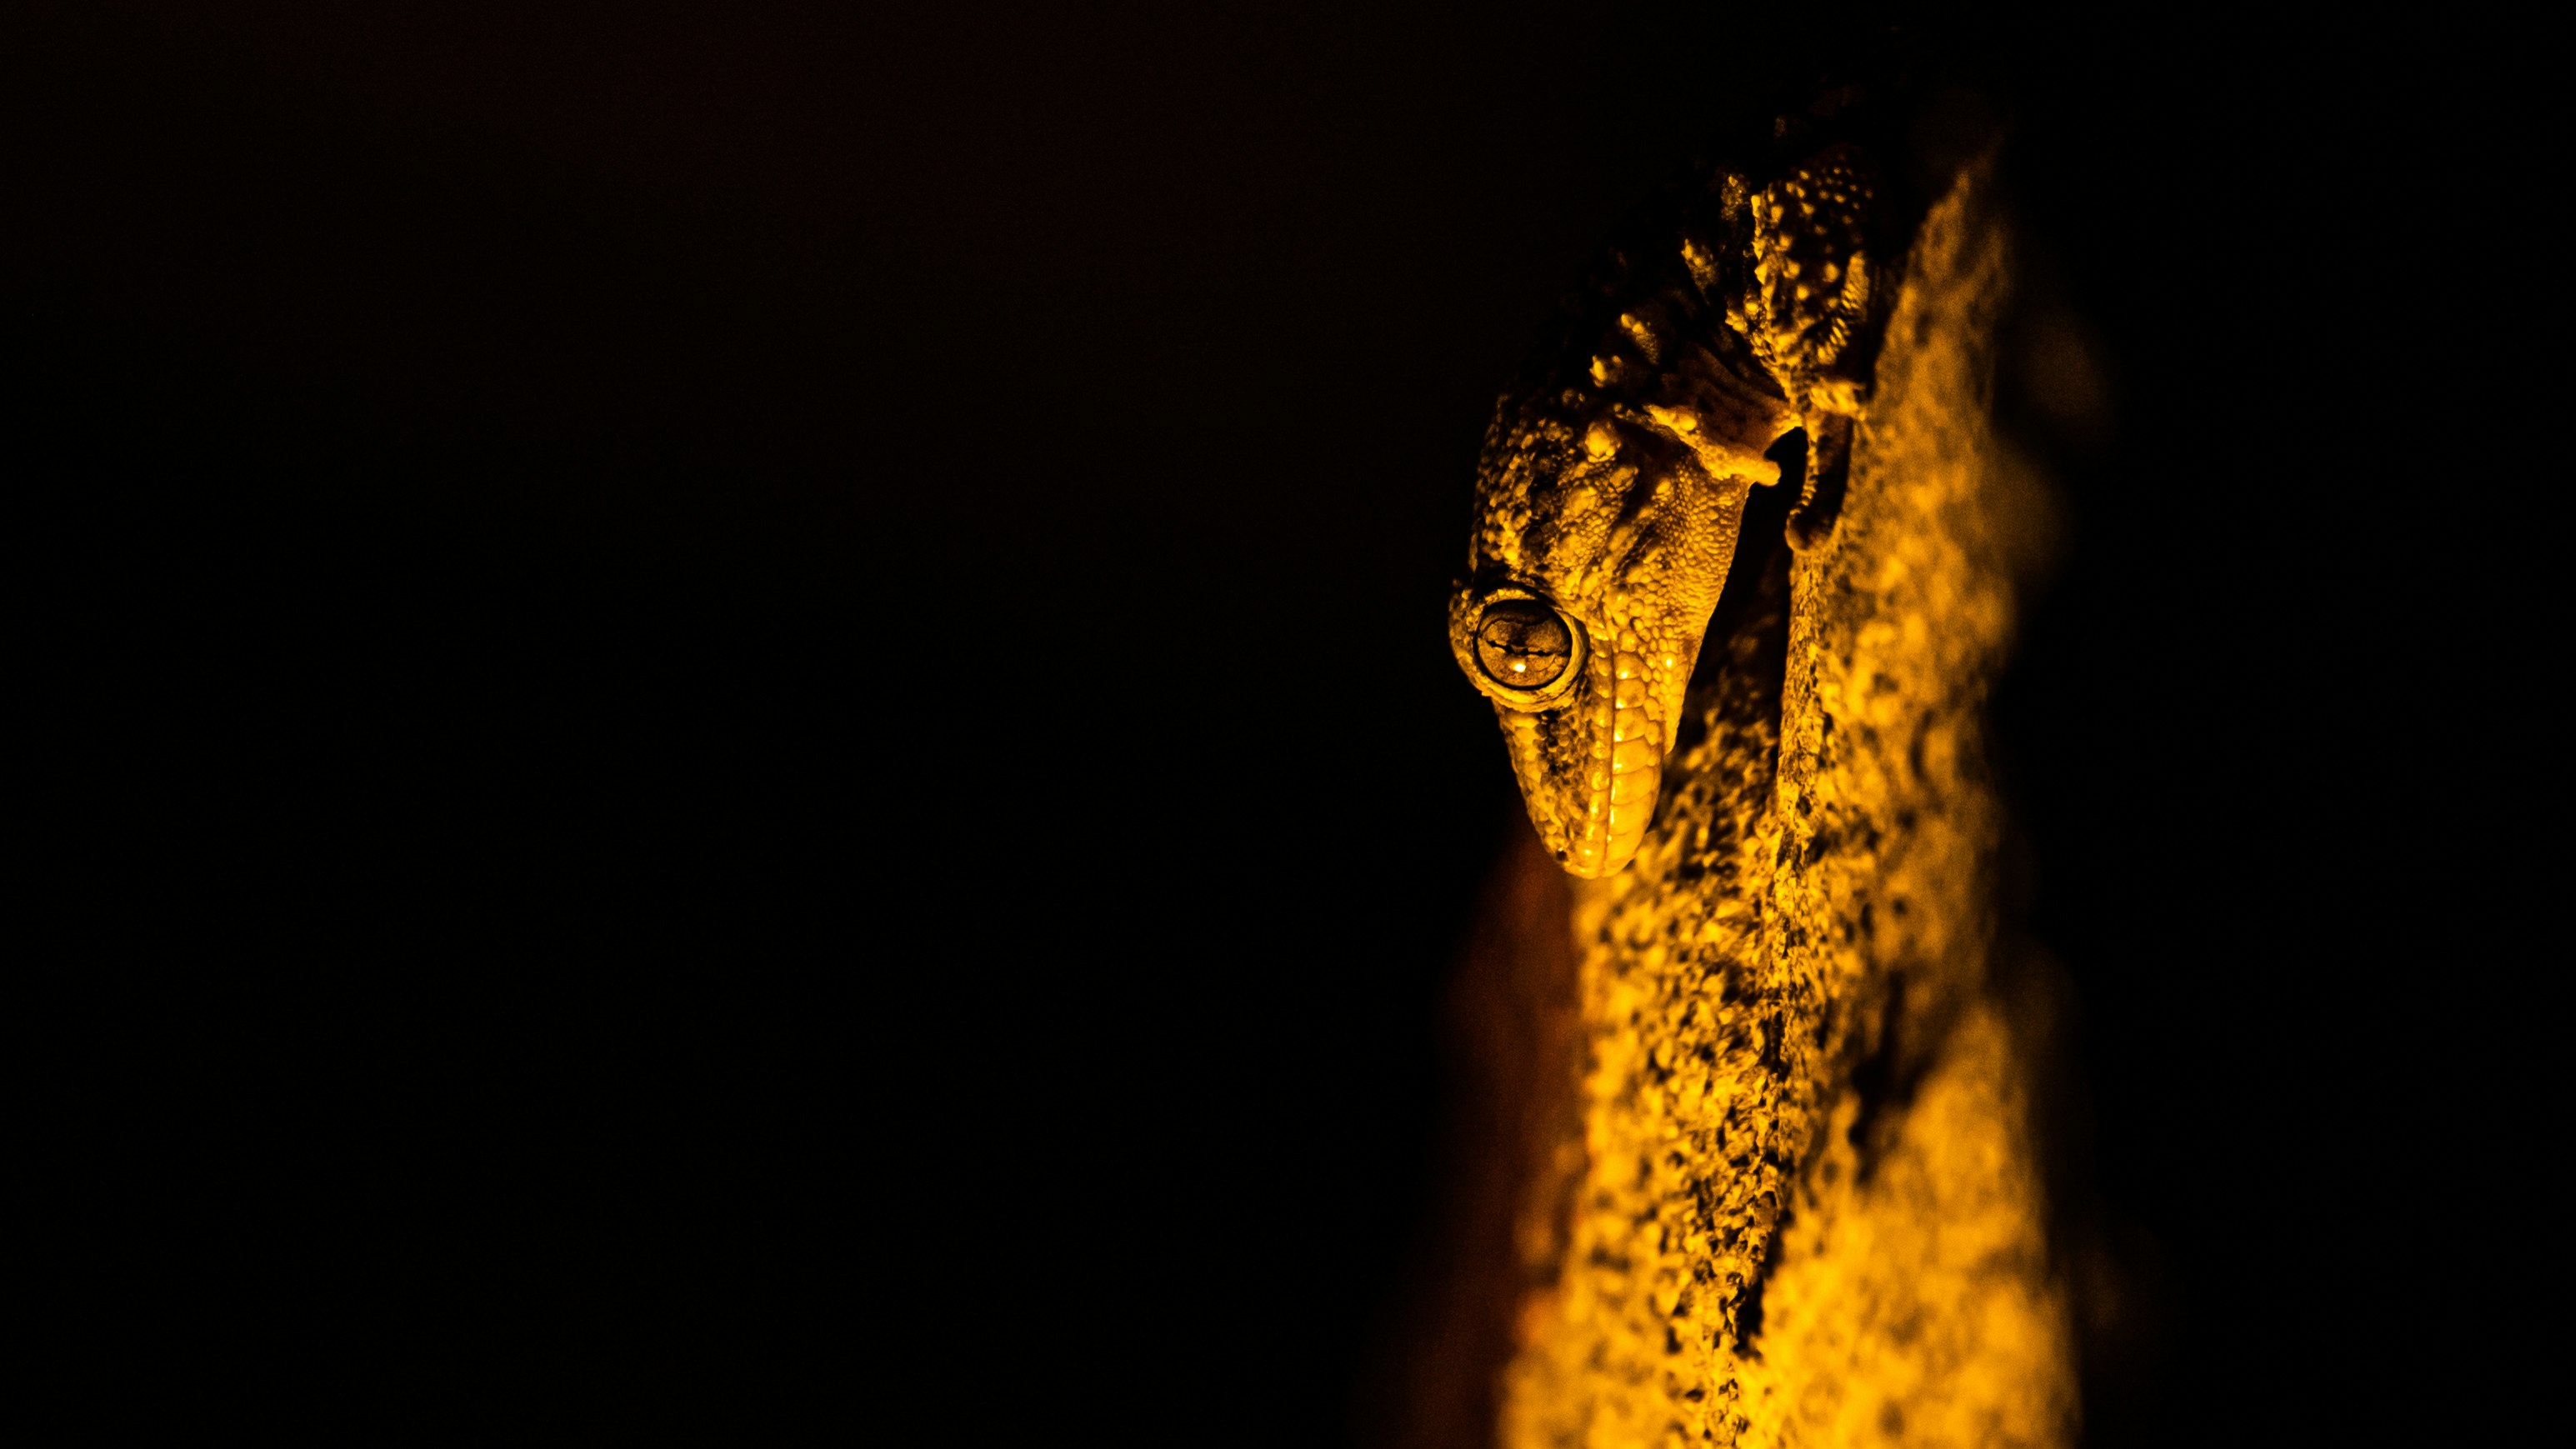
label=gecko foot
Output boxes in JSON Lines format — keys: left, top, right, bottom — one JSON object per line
{"left": 1783, "top": 414, "right": 1853, "bottom": 551}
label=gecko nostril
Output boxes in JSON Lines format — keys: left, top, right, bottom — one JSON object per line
{"left": 1474, "top": 601, "right": 1573, "bottom": 689}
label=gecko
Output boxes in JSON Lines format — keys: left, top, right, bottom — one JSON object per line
{"left": 1448, "top": 121, "right": 1888, "bottom": 877}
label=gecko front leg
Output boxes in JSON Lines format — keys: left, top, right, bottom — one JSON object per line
{"left": 1736, "top": 142, "right": 1878, "bottom": 548}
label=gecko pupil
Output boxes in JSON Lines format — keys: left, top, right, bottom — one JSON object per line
{"left": 1475, "top": 601, "right": 1572, "bottom": 689}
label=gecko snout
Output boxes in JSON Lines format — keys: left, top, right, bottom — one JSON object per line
{"left": 1453, "top": 584, "right": 1679, "bottom": 878}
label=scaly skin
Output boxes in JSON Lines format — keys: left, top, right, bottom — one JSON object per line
{"left": 1450, "top": 149, "right": 1875, "bottom": 877}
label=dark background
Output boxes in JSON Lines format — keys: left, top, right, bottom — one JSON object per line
{"left": 11, "top": 2, "right": 2552, "bottom": 1443}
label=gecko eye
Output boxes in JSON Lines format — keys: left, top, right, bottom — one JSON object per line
{"left": 1474, "top": 601, "right": 1574, "bottom": 689}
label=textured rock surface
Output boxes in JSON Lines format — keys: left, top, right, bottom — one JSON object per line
{"left": 1494, "top": 156, "right": 2077, "bottom": 1448}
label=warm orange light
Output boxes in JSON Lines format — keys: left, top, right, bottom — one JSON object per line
{"left": 1462, "top": 153, "right": 2077, "bottom": 1447}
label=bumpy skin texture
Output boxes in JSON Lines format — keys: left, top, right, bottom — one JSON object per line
{"left": 1451, "top": 148, "right": 1875, "bottom": 878}
{"left": 1461, "top": 152, "right": 2078, "bottom": 1447}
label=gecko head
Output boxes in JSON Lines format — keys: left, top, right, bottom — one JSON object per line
{"left": 1451, "top": 411, "right": 1766, "bottom": 877}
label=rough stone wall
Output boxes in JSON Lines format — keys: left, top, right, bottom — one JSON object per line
{"left": 1495, "top": 155, "right": 2077, "bottom": 1449}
